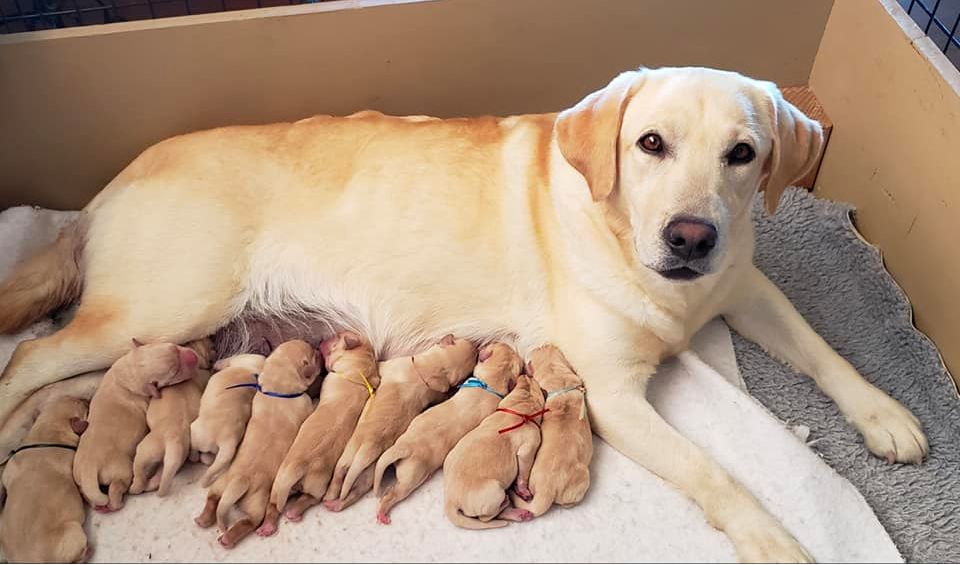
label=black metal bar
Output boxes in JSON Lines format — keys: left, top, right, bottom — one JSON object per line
{"left": 924, "top": 0, "right": 942, "bottom": 32}
{"left": 944, "top": 8, "right": 960, "bottom": 53}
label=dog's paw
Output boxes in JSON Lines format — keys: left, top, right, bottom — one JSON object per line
{"left": 848, "top": 391, "right": 927, "bottom": 464}
{"left": 729, "top": 522, "right": 812, "bottom": 564}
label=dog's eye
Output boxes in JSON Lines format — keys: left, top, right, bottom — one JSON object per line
{"left": 637, "top": 133, "right": 664, "bottom": 155}
{"left": 727, "top": 143, "right": 755, "bottom": 165}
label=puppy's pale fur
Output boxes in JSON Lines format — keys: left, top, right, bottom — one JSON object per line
{"left": 190, "top": 353, "right": 266, "bottom": 487}
{"left": 324, "top": 335, "right": 477, "bottom": 511}
{"left": 73, "top": 340, "right": 200, "bottom": 510}
{"left": 373, "top": 342, "right": 520, "bottom": 524}
{"left": 194, "top": 340, "right": 319, "bottom": 549}
{"left": 265, "top": 331, "right": 379, "bottom": 531}
{"left": 512, "top": 345, "right": 592, "bottom": 516}
{"left": 130, "top": 338, "right": 213, "bottom": 496}
{"left": 443, "top": 373, "right": 545, "bottom": 529}
{"left": 0, "top": 397, "right": 89, "bottom": 563}
{"left": 0, "top": 67, "right": 928, "bottom": 561}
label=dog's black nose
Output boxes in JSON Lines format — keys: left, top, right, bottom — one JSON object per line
{"left": 662, "top": 217, "right": 718, "bottom": 260}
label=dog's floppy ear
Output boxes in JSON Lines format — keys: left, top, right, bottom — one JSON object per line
{"left": 556, "top": 70, "right": 643, "bottom": 201}
{"left": 759, "top": 83, "right": 825, "bottom": 214}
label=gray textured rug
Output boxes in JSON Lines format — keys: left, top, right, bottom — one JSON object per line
{"left": 736, "top": 188, "right": 960, "bottom": 563}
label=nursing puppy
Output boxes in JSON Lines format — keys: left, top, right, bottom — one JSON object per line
{"left": 373, "top": 342, "right": 520, "bottom": 524}
{"left": 264, "top": 331, "right": 379, "bottom": 532}
{"left": 443, "top": 373, "right": 546, "bottom": 529}
{"left": 190, "top": 353, "right": 266, "bottom": 487}
{"left": 73, "top": 340, "right": 200, "bottom": 511}
{"left": 194, "top": 340, "right": 319, "bottom": 549}
{"left": 512, "top": 344, "right": 592, "bottom": 516}
{"left": 130, "top": 338, "right": 213, "bottom": 496}
{"left": 325, "top": 335, "right": 477, "bottom": 511}
{"left": 1, "top": 397, "right": 89, "bottom": 563}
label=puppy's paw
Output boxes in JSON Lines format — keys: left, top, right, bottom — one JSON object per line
{"left": 284, "top": 509, "right": 304, "bottom": 522}
{"left": 376, "top": 510, "right": 391, "bottom": 525}
{"left": 514, "top": 484, "right": 533, "bottom": 502}
{"left": 848, "top": 391, "right": 927, "bottom": 464}
{"left": 255, "top": 523, "right": 277, "bottom": 537}
{"left": 323, "top": 500, "right": 345, "bottom": 512}
{"left": 729, "top": 521, "right": 811, "bottom": 563}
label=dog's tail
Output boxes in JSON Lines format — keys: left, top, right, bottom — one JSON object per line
{"left": 157, "top": 435, "right": 189, "bottom": 497}
{"left": 0, "top": 215, "right": 87, "bottom": 335}
{"left": 216, "top": 476, "right": 250, "bottom": 530}
{"left": 270, "top": 460, "right": 307, "bottom": 513}
{"left": 201, "top": 441, "right": 237, "bottom": 488}
{"left": 444, "top": 500, "right": 507, "bottom": 530}
{"left": 339, "top": 443, "right": 380, "bottom": 500}
{"left": 373, "top": 443, "right": 410, "bottom": 497}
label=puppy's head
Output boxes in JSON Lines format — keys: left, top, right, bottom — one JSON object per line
{"left": 260, "top": 339, "right": 321, "bottom": 393}
{"left": 475, "top": 343, "right": 522, "bottom": 392}
{"left": 124, "top": 339, "right": 199, "bottom": 398}
{"left": 556, "top": 66, "right": 823, "bottom": 283}
{"left": 525, "top": 344, "right": 574, "bottom": 382}
{"left": 414, "top": 335, "right": 479, "bottom": 392}
{"left": 320, "top": 331, "right": 379, "bottom": 386}
{"left": 213, "top": 353, "right": 267, "bottom": 373}
{"left": 35, "top": 396, "right": 89, "bottom": 437}
{"left": 500, "top": 373, "right": 546, "bottom": 414}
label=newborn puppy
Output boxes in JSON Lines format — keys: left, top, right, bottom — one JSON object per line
{"left": 512, "top": 345, "right": 592, "bottom": 516}
{"left": 325, "top": 335, "right": 477, "bottom": 511}
{"left": 263, "top": 332, "right": 380, "bottom": 533}
{"left": 1, "top": 397, "right": 90, "bottom": 563}
{"left": 373, "top": 342, "right": 520, "bottom": 524}
{"left": 73, "top": 339, "right": 200, "bottom": 511}
{"left": 443, "top": 373, "right": 546, "bottom": 529}
{"left": 194, "top": 340, "right": 320, "bottom": 549}
{"left": 190, "top": 353, "right": 266, "bottom": 487}
{"left": 130, "top": 338, "right": 214, "bottom": 496}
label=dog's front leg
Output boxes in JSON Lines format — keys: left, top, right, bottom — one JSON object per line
{"left": 722, "top": 266, "right": 927, "bottom": 464}
{"left": 585, "top": 366, "right": 811, "bottom": 563}
{"left": 587, "top": 369, "right": 811, "bottom": 563}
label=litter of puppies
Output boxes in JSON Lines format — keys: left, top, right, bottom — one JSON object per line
{"left": 0, "top": 334, "right": 593, "bottom": 559}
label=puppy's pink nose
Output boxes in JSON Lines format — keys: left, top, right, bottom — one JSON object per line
{"left": 179, "top": 348, "right": 198, "bottom": 368}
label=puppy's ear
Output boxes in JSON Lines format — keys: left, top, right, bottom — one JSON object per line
{"left": 525, "top": 360, "right": 534, "bottom": 376}
{"left": 343, "top": 333, "right": 362, "bottom": 351}
{"left": 145, "top": 382, "right": 161, "bottom": 399}
{"left": 438, "top": 334, "right": 456, "bottom": 347}
{"left": 131, "top": 337, "right": 145, "bottom": 349}
{"left": 758, "top": 82, "right": 825, "bottom": 214}
{"left": 70, "top": 417, "right": 88, "bottom": 435}
{"left": 556, "top": 70, "right": 643, "bottom": 201}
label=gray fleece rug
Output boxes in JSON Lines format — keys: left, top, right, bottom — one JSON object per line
{"left": 736, "top": 188, "right": 960, "bottom": 563}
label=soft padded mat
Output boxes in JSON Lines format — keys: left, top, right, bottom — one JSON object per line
{"left": 737, "top": 188, "right": 960, "bottom": 562}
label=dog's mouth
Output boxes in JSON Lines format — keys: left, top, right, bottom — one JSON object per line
{"left": 658, "top": 267, "right": 703, "bottom": 281}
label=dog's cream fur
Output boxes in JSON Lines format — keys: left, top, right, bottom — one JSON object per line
{"left": 0, "top": 66, "right": 928, "bottom": 561}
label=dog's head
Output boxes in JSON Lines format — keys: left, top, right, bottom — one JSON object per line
{"left": 556, "top": 67, "right": 823, "bottom": 282}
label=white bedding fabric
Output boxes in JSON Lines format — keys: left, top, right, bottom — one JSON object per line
{"left": 0, "top": 206, "right": 901, "bottom": 562}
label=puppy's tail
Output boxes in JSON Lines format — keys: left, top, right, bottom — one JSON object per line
{"left": 444, "top": 500, "right": 507, "bottom": 530}
{"left": 373, "top": 443, "right": 410, "bottom": 497}
{"left": 216, "top": 477, "right": 250, "bottom": 530}
{"left": 271, "top": 460, "right": 306, "bottom": 513}
{"left": 339, "top": 443, "right": 380, "bottom": 500}
{"left": 201, "top": 441, "right": 237, "bottom": 488}
{"left": 157, "top": 435, "right": 189, "bottom": 497}
{"left": 0, "top": 215, "right": 87, "bottom": 335}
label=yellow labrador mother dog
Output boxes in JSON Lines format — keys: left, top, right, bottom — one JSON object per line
{"left": 0, "top": 67, "right": 926, "bottom": 561}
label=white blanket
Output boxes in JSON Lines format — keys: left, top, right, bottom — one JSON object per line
{"left": 0, "top": 206, "right": 901, "bottom": 562}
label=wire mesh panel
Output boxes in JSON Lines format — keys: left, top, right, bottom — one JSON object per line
{"left": 899, "top": 0, "right": 960, "bottom": 69}
{"left": 0, "top": 0, "right": 334, "bottom": 33}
